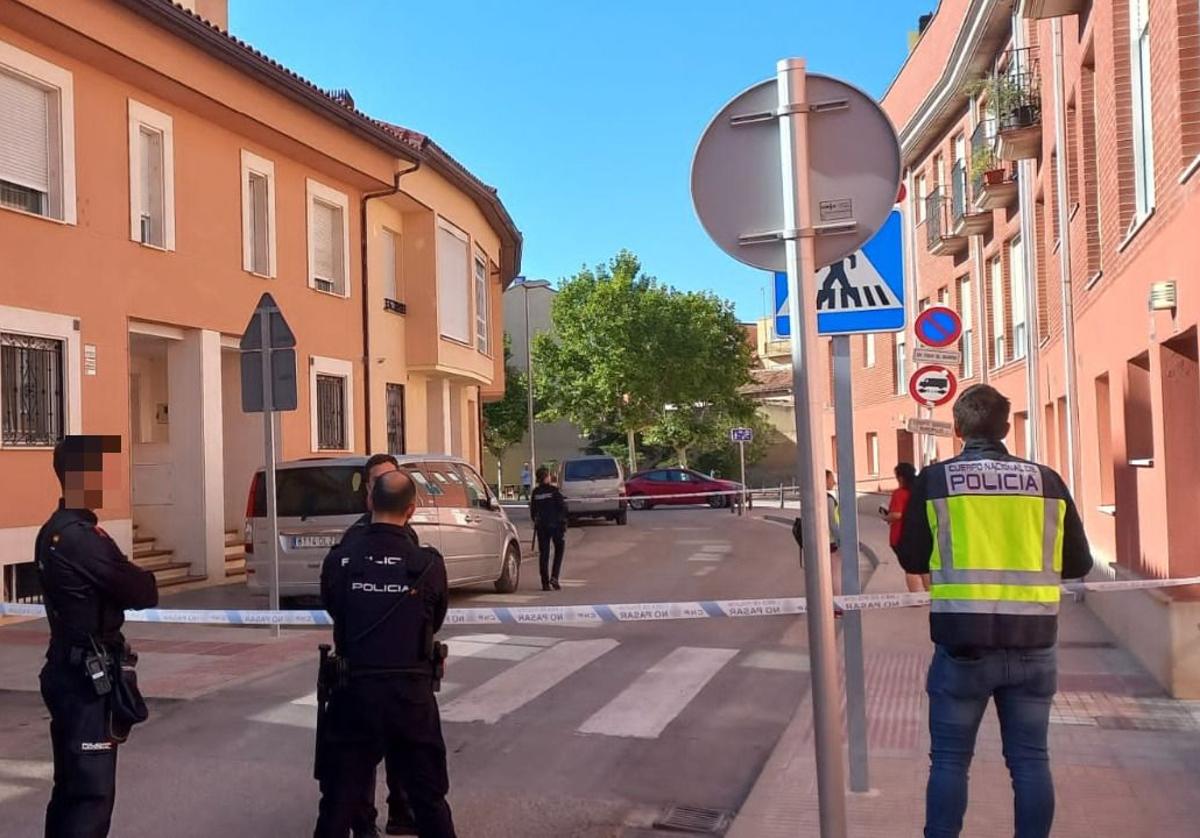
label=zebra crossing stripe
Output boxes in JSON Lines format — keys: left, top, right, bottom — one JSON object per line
{"left": 577, "top": 646, "right": 738, "bottom": 739}
{"left": 439, "top": 638, "right": 618, "bottom": 724}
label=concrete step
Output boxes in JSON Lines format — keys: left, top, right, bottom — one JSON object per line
{"left": 224, "top": 558, "right": 246, "bottom": 577}
{"left": 157, "top": 570, "right": 206, "bottom": 589}
{"left": 151, "top": 563, "right": 193, "bottom": 586}
{"left": 224, "top": 530, "right": 241, "bottom": 547}
{"left": 133, "top": 551, "right": 177, "bottom": 572}
{"left": 224, "top": 542, "right": 245, "bottom": 559}
{"left": 132, "top": 539, "right": 158, "bottom": 557}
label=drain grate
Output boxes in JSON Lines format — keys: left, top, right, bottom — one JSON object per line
{"left": 653, "top": 805, "right": 731, "bottom": 834}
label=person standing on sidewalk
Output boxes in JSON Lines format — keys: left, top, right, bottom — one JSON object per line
{"left": 529, "top": 466, "right": 568, "bottom": 591}
{"left": 881, "top": 462, "right": 927, "bottom": 593}
{"left": 898, "top": 384, "right": 1093, "bottom": 838}
{"left": 519, "top": 463, "right": 532, "bottom": 501}
{"left": 332, "top": 452, "right": 418, "bottom": 838}
{"left": 35, "top": 435, "right": 159, "bottom": 838}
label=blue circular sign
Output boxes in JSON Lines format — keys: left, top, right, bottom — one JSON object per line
{"left": 914, "top": 306, "right": 962, "bottom": 348}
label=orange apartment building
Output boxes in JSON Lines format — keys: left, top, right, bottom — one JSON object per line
{"left": 0, "top": 0, "right": 520, "bottom": 597}
{"left": 816, "top": 0, "right": 1200, "bottom": 695}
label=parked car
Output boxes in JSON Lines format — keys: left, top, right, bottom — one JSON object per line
{"left": 244, "top": 455, "right": 521, "bottom": 603}
{"left": 624, "top": 468, "right": 742, "bottom": 510}
{"left": 555, "top": 455, "right": 628, "bottom": 525}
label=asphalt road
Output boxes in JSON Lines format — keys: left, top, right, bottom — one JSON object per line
{"left": 0, "top": 507, "right": 820, "bottom": 837}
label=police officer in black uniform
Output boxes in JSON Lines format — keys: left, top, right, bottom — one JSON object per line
{"left": 337, "top": 452, "right": 419, "bottom": 838}
{"left": 314, "top": 470, "right": 457, "bottom": 838}
{"left": 35, "top": 435, "right": 159, "bottom": 838}
{"left": 529, "top": 467, "right": 568, "bottom": 591}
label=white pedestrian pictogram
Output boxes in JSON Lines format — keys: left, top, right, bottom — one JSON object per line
{"left": 815, "top": 253, "right": 902, "bottom": 312}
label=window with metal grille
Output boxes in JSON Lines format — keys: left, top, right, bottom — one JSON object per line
{"left": 1, "top": 332, "right": 64, "bottom": 447}
{"left": 316, "top": 374, "right": 346, "bottom": 450}
{"left": 386, "top": 383, "right": 406, "bottom": 455}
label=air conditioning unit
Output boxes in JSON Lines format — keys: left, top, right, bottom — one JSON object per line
{"left": 1149, "top": 281, "right": 1177, "bottom": 312}
{"left": 315, "top": 278, "right": 335, "bottom": 294}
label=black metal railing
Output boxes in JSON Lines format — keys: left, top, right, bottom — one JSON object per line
{"left": 992, "top": 47, "right": 1041, "bottom": 132}
{"left": 316, "top": 374, "right": 346, "bottom": 450}
{"left": 950, "top": 160, "right": 969, "bottom": 223}
{"left": 970, "top": 120, "right": 996, "bottom": 195}
{"left": 924, "top": 188, "right": 950, "bottom": 249}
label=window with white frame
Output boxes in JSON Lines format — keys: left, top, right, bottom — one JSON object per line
{"left": 959, "top": 275, "right": 974, "bottom": 379}
{"left": 915, "top": 173, "right": 928, "bottom": 223}
{"left": 894, "top": 332, "right": 907, "bottom": 395}
{"left": 306, "top": 179, "right": 350, "bottom": 296}
{"left": 1, "top": 332, "right": 64, "bottom": 446}
{"left": 866, "top": 432, "right": 880, "bottom": 476}
{"left": 1010, "top": 237, "right": 1027, "bottom": 360}
{"left": 474, "top": 251, "right": 489, "bottom": 354}
{"left": 240, "top": 150, "right": 276, "bottom": 277}
{"left": 437, "top": 220, "right": 470, "bottom": 343}
{"left": 309, "top": 356, "right": 354, "bottom": 452}
{"left": 381, "top": 228, "right": 402, "bottom": 303}
{"left": 0, "top": 42, "right": 76, "bottom": 223}
{"left": 1129, "top": 0, "right": 1155, "bottom": 221}
{"left": 127, "top": 100, "right": 175, "bottom": 250}
{"left": 864, "top": 333, "right": 876, "bottom": 368}
{"left": 990, "top": 256, "right": 1006, "bottom": 366}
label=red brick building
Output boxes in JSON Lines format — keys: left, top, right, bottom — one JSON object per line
{"left": 839, "top": 0, "right": 1200, "bottom": 696}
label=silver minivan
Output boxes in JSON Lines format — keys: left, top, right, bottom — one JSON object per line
{"left": 556, "top": 455, "right": 627, "bottom": 526}
{"left": 244, "top": 455, "right": 522, "bottom": 601}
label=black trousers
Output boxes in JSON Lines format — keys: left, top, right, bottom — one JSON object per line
{"left": 352, "top": 750, "right": 416, "bottom": 834}
{"left": 39, "top": 663, "right": 118, "bottom": 838}
{"left": 314, "top": 676, "right": 456, "bottom": 838}
{"left": 536, "top": 525, "right": 565, "bottom": 585}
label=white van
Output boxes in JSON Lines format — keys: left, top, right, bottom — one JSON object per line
{"left": 556, "top": 455, "right": 627, "bottom": 526}
{"left": 244, "top": 455, "right": 521, "bottom": 602}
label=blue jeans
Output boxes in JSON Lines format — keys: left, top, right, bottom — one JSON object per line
{"left": 924, "top": 645, "right": 1057, "bottom": 838}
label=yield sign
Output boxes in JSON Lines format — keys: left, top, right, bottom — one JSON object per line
{"left": 240, "top": 293, "right": 296, "bottom": 351}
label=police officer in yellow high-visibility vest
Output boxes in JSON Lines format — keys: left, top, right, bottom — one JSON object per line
{"left": 898, "top": 384, "right": 1092, "bottom": 838}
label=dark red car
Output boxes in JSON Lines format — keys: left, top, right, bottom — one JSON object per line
{"left": 624, "top": 468, "right": 742, "bottom": 509}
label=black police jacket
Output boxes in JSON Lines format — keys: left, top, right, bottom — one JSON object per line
{"left": 34, "top": 502, "right": 159, "bottom": 654}
{"left": 319, "top": 523, "right": 448, "bottom": 671}
{"left": 529, "top": 484, "right": 568, "bottom": 530}
{"left": 340, "top": 513, "right": 419, "bottom": 549}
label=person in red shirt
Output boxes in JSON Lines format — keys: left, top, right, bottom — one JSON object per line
{"left": 880, "top": 462, "right": 927, "bottom": 592}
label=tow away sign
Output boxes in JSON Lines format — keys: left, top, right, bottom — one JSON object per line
{"left": 906, "top": 417, "right": 954, "bottom": 437}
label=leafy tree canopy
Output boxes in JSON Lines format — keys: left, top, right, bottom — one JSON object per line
{"left": 482, "top": 334, "right": 528, "bottom": 462}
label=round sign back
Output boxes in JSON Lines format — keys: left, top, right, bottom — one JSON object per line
{"left": 691, "top": 72, "right": 902, "bottom": 273}
{"left": 909, "top": 364, "right": 959, "bottom": 408}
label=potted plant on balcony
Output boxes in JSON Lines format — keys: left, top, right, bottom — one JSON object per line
{"left": 967, "top": 74, "right": 1035, "bottom": 133}
{"left": 971, "top": 146, "right": 1006, "bottom": 186}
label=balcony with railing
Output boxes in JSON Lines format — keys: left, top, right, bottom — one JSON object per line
{"left": 1022, "top": 0, "right": 1087, "bottom": 20}
{"left": 971, "top": 47, "right": 1042, "bottom": 161}
{"left": 950, "top": 159, "right": 992, "bottom": 237}
{"left": 925, "top": 187, "right": 968, "bottom": 257}
{"left": 969, "top": 119, "right": 1018, "bottom": 210}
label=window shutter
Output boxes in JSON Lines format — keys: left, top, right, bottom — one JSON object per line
{"left": 383, "top": 229, "right": 398, "bottom": 300}
{"left": 250, "top": 173, "right": 270, "bottom": 274}
{"left": 139, "top": 128, "right": 164, "bottom": 244}
{"left": 437, "top": 225, "right": 470, "bottom": 342}
{"left": 312, "top": 200, "right": 335, "bottom": 281}
{"left": 0, "top": 71, "right": 50, "bottom": 193}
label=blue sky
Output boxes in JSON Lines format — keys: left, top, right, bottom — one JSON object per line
{"left": 231, "top": 0, "right": 934, "bottom": 322}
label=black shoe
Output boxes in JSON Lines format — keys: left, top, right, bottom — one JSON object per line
{"left": 550, "top": 579, "right": 562, "bottom": 591}
{"left": 385, "top": 819, "right": 418, "bottom": 836}
{"left": 542, "top": 582, "right": 551, "bottom": 591}
{"left": 354, "top": 828, "right": 381, "bottom": 838}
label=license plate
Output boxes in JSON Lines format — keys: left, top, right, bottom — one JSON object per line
{"left": 292, "top": 535, "right": 338, "bottom": 549}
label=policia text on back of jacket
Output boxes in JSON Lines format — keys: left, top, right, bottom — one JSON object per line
{"left": 313, "top": 469, "right": 457, "bottom": 838}
{"left": 897, "top": 384, "right": 1093, "bottom": 838}
{"left": 34, "top": 435, "right": 159, "bottom": 838}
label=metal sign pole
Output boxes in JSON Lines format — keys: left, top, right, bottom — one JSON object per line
{"left": 738, "top": 439, "right": 747, "bottom": 516}
{"left": 832, "top": 335, "right": 870, "bottom": 792}
{"left": 778, "top": 58, "right": 849, "bottom": 837}
{"left": 259, "top": 307, "right": 280, "bottom": 638}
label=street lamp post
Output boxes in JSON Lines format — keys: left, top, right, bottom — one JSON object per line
{"left": 516, "top": 278, "right": 551, "bottom": 477}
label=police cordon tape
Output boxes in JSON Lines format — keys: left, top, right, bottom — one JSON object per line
{"left": 2, "top": 575, "right": 1198, "bottom": 627}
{"left": 504, "top": 487, "right": 804, "bottom": 506}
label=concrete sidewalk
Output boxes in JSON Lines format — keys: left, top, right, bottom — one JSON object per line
{"left": 731, "top": 510, "right": 1200, "bottom": 837}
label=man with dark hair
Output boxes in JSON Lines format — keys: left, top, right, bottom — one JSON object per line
{"left": 36, "top": 435, "right": 158, "bottom": 837}
{"left": 334, "top": 452, "right": 417, "bottom": 837}
{"left": 898, "top": 384, "right": 1093, "bottom": 838}
{"left": 315, "top": 471, "right": 456, "bottom": 837}
{"left": 529, "top": 466, "right": 568, "bottom": 591}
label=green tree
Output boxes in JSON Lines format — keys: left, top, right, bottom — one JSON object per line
{"left": 533, "top": 251, "right": 754, "bottom": 473}
{"left": 482, "top": 334, "right": 528, "bottom": 490}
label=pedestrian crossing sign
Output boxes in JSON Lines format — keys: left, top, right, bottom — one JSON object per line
{"left": 774, "top": 209, "right": 906, "bottom": 337}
